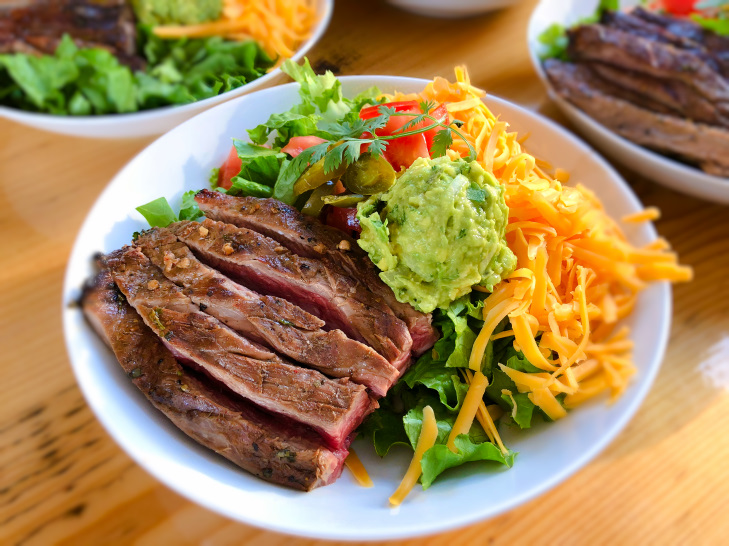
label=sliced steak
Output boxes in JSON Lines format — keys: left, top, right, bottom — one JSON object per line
{"left": 632, "top": 6, "right": 729, "bottom": 56}
{"left": 194, "top": 190, "right": 438, "bottom": 356}
{"left": 0, "top": 0, "right": 143, "bottom": 69}
{"left": 135, "top": 227, "right": 399, "bottom": 396}
{"left": 589, "top": 62, "right": 729, "bottom": 127}
{"left": 567, "top": 24, "right": 729, "bottom": 105}
{"left": 168, "top": 218, "right": 413, "bottom": 371}
{"left": 103, "top": 246, "right": 375, "bottom": 448}
{"left": 81, "top": 269, "right": 347, "bottom": 491}
{"left": 545, "top": 59, "right": 729, "bottom": 176}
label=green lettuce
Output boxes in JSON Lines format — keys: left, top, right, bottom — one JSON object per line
{"left": 0, "top": 29, "right": 273, "bottom": 115}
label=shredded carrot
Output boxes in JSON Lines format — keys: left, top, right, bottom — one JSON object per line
{"left": 386, "top": 68, "right": 692, "bottom": 419}
{"left": 153, "top": 0, "right": 318, "bottom": 60}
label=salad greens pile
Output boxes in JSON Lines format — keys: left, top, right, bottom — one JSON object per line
{"left": 136, "top": 60, "right": 566, "bottom": 488}
{"left": 0, "top": 27, "right": 272, "bottom": 116}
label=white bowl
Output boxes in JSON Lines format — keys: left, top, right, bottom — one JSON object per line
{"left": 528, "top": 0, "right": 729, "bottom": 204}
{"left": 0, "top": 0, "right": 332, "bottom": 139}
{"left": 63, "top": 76, "right": 671, "bottom": 540}
{"left": 387, "top": 0, "right": 522, "bottom": 18}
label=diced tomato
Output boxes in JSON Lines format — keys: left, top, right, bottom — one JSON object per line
{"left": 218, "top": 145, "right": 242, "bottom": 190}
{"left": 325, "top": 207, "right": 361, "bottom": 236}
{"left": 656, "top": 0, "right": 696, "bottom": 15}
{"left": 281, "top": 135, "right": 328, "bottom": 157}
{"left": 359, "top": 100, "right": 449, "bottom": 170}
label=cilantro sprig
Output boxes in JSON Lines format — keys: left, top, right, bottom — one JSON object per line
{"left": 292, "top": 101, "right": 476, "bottom": 187}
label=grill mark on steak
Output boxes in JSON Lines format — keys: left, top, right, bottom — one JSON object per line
{"left": 545, "top": 59, "right": 729, "bottom": 176}
{"left": 0, "top": 0, "right": 143, "bottom": 70}
{"left": 632, "top": 6, "right": 729, "bottom": 56}
{"left": 168, "top": 218, "right": 413, "bottom": 371}
{"left": 135, "top": 227, "right": 399, "bottom": 396}
{"left": 567, "top": 24, "right": 729, "bottom": 105}
{"left": 103, "top": 246, "right": 376, "bottom": 448}
{"left": 194, "top": 190, "right": 438, "bottom": 357}
{"left": 80, "top": 269, "right": 347, "bottom": 491}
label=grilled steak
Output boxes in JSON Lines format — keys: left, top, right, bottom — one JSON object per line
{"left": 194, "top": 190, "right": 438, "bottom": 356}
{"left": 600, "top": 9, "right": 729, "bottom": 78}
{"left": 168, "top": 218, "right": 413, "bottom": 371}
{"left": 0, "top": 0, "right": 143, "bottom": 69}
{"left": 589, "top": 62, "right": 729, "bottom": 127}
{"left": 103, "top": 246, "right": 376, "bottom": 448}
{"left": 632, "top": 6, "right": 729, "bottom": 56}
{"left": 567, "top": 24, "right": 729, "bottom": 105}
{"left": 135, "top": 227, "right": 399, "bottom": 396}
{"left": 545, "top": 59, "right": 729, "bottom": 176}
{"left": 81, "top": 269, "right": 347, "bottom": 491}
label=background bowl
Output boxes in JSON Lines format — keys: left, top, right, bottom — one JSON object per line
{"left": 0, "top": 0, "right": 332, "bottom": 139}
{"left": 527, "top": 0, "right": 729, "bottom": 204}
{"left": 387, "top": 0, "right": 523, "bottom": 18}
{"left": 63, "top": 76, "right": 671, "bottom": 540}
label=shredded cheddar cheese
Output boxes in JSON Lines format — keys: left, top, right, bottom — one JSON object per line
{"left": 387, "top": 68, "right": 692, "bottom": 421}
{"left": 344, "top": 449, "right": 373, "bottom": 488}
{"left": 389, "top": 405, "right": 438, "bottom": 506}
{"left": 153, "top": 0, "right": 318, "bottom": 60}
{"left": 446, "top": 371, "right": 489, "bottom": 452}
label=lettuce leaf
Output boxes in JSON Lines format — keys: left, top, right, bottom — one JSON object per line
{"left": 420, "top": 436, "right": 515, "bottom": 489}
{"left": 136, "top": 197, "right": 178, "bottom": 227}
{"left": 0, "top": 29, "right": 273, "bottom": 115}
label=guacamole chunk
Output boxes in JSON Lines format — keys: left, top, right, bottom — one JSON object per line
{"left": 132, "top": 0, "right": 222, "bottom": 25}
{"left": 357, "top": 156, "right": 516, "bottom": 313}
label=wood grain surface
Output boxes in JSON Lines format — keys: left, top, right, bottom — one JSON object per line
{"left": 2, "top": 0, "right": 728, "bottom": 544}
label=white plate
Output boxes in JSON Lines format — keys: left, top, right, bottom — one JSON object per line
{"left": 0, "top": 0, "right": 332, "bottom": 139}
{"left": 63, "top": 76, "right": 671, "bottom": 541}
{"left": 528, "top": 0, "right": 729, "bottom": 204}
{"left": 386, "top": 0, "right": 523, "bottom": 18}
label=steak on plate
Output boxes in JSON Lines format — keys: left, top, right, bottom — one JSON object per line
{"left": 0, "top": 0, "right": 143, "bottom": 69}
{"left": 135, "top": 227, "right": 399, "bottom": 396}
{"left": 545, "top": 59, "right": 729, "bottom": 177}
{"left": 194, "top": 190, "right": 439, "bottom": 356}
{"left": 81, "top": 268, "right": 347, "bottom": 491}
{"left": 103, "top": 246, "right": 376, "bottom": 448}
{"left": 168, "top": 218, "right": 414, "bottom": 371}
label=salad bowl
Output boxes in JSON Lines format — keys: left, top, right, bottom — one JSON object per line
{"left": 0, "top": 0, "right": 332, "bottom": 139}
{"left": 63, "top": 76, "right": 670, "bottom": 540}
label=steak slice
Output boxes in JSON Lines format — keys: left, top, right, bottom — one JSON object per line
{"left": 567, "top": 24, "right": 729, "bottom": 105}
{"left": 600, "top": 9, "right": 729, "bottom": 78}
{"left": 589, "top": 62, "right": 729, "bottom": 127}
{"left": 632, "top": 6, "right": 729, "bottom": 56}
{"left": 81, "top": 269, "right": 347, "bottom": 491}
{"left": 545, "top": 59, "right": 729, "bottom": 176}
{"left": 0, "top": 0, "right": 143, "bottom": 69}
{"left": 194, "top": 190, "right": 438, "bottom": 356}
{"left": 168, "top": 218, "right": 413, "bottom": 371}
{"left": 135, "top": 227, "right": 399, "bottom": 396}
{"left": 103, "top": 246, "right": 375, "bottom": 448}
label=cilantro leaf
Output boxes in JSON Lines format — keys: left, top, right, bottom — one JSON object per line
{"left": 430, "top": 128, "right": 453, "bottom": 158}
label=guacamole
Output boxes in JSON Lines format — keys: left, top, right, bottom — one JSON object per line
{"left": 132, "top": 0, "right": 222, "bottom": 25}
{"left": 357, "top": 156, "right": 516, "bottom": 313}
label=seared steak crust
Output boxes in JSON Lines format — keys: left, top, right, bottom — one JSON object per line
{"left": 545, "top": 59, "right": 729, "bottom": 176}
{"left": 135, "top": 227, "right": 399, "bottom": 396}
{"left": 103, "top": 246, "right": 376, "bottom": 448}
{"left": 81, "top": 269, "right": 347, "bottom": 491}
{"left": 0, "top": 0, "right": 143, "bottom": 69}
{"left": 169, "top": 218, "right": 413, "bottom": 370}
{"left": 194, "top": 190, "right": 438, "bottom": 357}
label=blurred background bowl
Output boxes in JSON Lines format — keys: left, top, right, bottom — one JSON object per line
{"left": 0, "top": 0, "right": 333, "bottom": 139}
{"left": 387, "top": 0, "right": 523, "bottom": 18}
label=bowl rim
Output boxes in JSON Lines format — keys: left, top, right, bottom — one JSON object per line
{"left": 0, "top": 0, "right": 333, "bottom": 127}
{"left": 62, "top": 75, "right": 672, "bottom": 541}
{"left": 525, "top": 0, "right": 729, "bottom": 201}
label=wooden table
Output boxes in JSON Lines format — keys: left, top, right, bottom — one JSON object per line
{"left": 2, "top": 0, "right": 728, "bottom": 544}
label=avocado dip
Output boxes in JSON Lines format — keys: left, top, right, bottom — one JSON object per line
{"left": 132, "top": 0, "right": 222, "bottom": 25}
{"left": 357, "top": 156, "right": 516, "bottom": 313}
